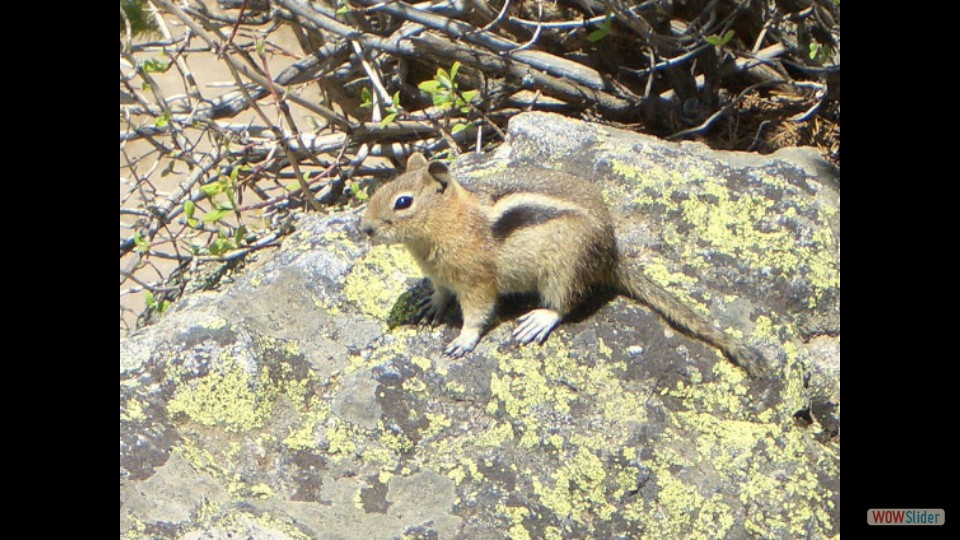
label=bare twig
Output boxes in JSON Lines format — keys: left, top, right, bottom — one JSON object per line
{"left": 668, "top": 80, "right": 783, "bottom": 140}
{"left": 152, "top": 0, "right": 350, "bottom": 129}
{"left": 789, "top": 82, "right": 828, "bottom": 123}
{"left": 252, "top": 43, "right": 324, "bottom": 211}
{"left": 479, "top": 0, "right": 511, "bottom": 32}
{"left": 505, "top": 0, "right": 543, "bottom": 54}
{"left": 329, "top": 0, "right": 612, "bottom": 91}
{"left": 625, "top": 45, "right": 711, "bottom": 79}
{"left": 224, "top": 0, "right": 250, "bottom": 49}
{"left": 409, "top": 32, "right": 636, "bottom": 116}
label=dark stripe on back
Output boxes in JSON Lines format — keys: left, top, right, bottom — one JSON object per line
{"left": 492, "top": 205, "right": 573, "bottom": 241}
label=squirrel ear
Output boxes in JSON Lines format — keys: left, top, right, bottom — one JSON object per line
{"left": 406, "top": 152, "right": 429, "bottom": 172}
{"left": 427, "top": 161, "right": 451, "bottom": 191}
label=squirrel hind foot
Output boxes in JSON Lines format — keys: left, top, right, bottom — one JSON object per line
{"left": 513, "top": 308, "right": 563, "bottom": 345}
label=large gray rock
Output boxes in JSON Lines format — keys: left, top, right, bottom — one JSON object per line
{"left": 120, "top": 112, "right": 840, "bottom": 538}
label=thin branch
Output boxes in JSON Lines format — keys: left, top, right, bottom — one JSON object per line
{"left": 508, "top": 2, "right": 653, "bottom": 30}
{"left": 409, "top": 32, "right": 636, "bottom": 116}
{"left": 624, "top": 45, "right": 710, "bottom": 79}
{"left": 152, "top": 0, "right": 351, "bottom": 129}
{"left": 668, "top": 80, "right": 783, "bottom": 140}
{"left": 504, "top": 0, "right": 543, "bottom": 54}
{"left": 119, "top": 147, "right": 222, "bottom": 255}
{"left": 325, "top": 0, "right": 613, "bottom": 91}
{"left": 789, "top": 82, "right": 828, "bottom": 123}
{"left": 479, "top": 0, "right": 511, "bottom": 32}
{"left": 224, "top": 0, "right": 250, "bottom": 49}
{"left": 151, "top": 4, "right": 203, "bottom": 104}
{"left": 250, "top": 44, "right": 324, "bottom": 211}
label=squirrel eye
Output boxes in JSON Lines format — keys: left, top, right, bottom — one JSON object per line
{"left": 394, "top": 195, "right": 413, "bottom": 210}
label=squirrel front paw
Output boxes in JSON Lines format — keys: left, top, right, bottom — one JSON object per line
{"left": 415, "top": 289, "right": 451, "bottom": 325}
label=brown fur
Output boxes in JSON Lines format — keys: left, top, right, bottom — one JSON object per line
{"left": 360, "top": 154, "right": 766, "bottom": 377}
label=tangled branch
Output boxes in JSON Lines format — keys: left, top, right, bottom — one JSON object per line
{"left": 120, "top": 0, "right": 839, "bottom": 334}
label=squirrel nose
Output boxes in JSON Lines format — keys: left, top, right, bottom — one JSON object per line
{"left": 361, "top": 224, "right": 375, "bottom": 238}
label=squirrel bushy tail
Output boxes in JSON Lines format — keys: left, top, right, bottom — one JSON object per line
{"left": 616, "top": 268, "right": 768, "bottom": 378}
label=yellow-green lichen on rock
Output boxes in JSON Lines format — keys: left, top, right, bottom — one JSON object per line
{"left": 499, "top": 504, "right": 532, "bottom": 540}
{"left": 282, "top": 394, "right": 331, "bottom": 451}
{"left": 167, "top": 355, "right": 277, "bottom": 434}
{"left": 488, "top": 341, "right": 651, "bottom": 455}
{"left": 461, "top": 159, "right": 508, "bottom": 179}
{"left": 121, "top": 397, "right": 147, "bottom": 422}
{"left": 325, "top": 418, "right": 361, "bottom": 457}
{"left": 602, "top": 141, "right": 839, "bottom": 311}
{"left": 345, "top": 243, "right": 423, "bottom": 325}
{"left": 533, "top": 445, "right": 616, "bottom": 522}
{"left": 626, "top": 362, "right": 839, "bottom": 537}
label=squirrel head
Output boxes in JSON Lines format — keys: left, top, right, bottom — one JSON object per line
{"left": 360, "top": 153, "right": 456, "bottom": 245}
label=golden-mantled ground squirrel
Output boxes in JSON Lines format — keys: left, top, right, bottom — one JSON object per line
{"left": 360, "top": 153, "right": 767, "bottom": 378}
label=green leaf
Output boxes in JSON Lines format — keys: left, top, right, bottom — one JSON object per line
{"left": 380, "top": 113, "right": 397, "bottom": 128}
{"left": 449, "top": 61, "right": 461, "bottom": 82}
{"left": 224, "top": 186, "right": 236, "bottom": 208}
{"left": 145, "top": 291, "right": 170, "bottom": 314}
{"left": 587, "top": 27, "right": 609, "bottom": 43}
{"left": 461, "top": 90, "right": 479, "bottom": 103}
{"left": 142, "top": 58, "right": 167, "bottom": 73}
{"left": 133, "top": 231, "right": 149, "bottom": 254}
{"left": 588, "top": 16, "right": 612, "bottom": 43}
{"left": 184, "top": 200, "right": 195, "bottom": 219}
{"left": 360, "top": 87, "right": 372, "bottom": 109}
{"left": 201, "top": 208, "right": 229, "bottom": 223}
{"left": 234, "top": 225, "right": 248, "bottom": 244}
{"left": 432, "top": 94, "right": 451, "bottom": 108}
{"left": 155, "top": 112, "right": 170, "bottom": 128}
{"left": 706, "top": 30, "right": 735, "bottom": 47}
{"left": 209, "top": 238, "right": 234, "bottom": 256}
{"left": 200, "top": 183, "right": 222, "bottom": 197}
{"left": 437, "top": 68, "right": 451, "bottom": 89}
{"left": 419, "top": 80, "right": 441, "bottom": 94}
{"left": 451, "top": 122, "right": 469, "bottom": 134}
